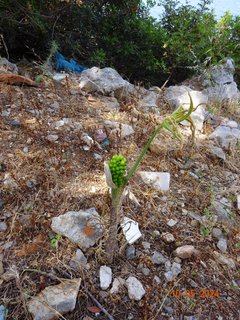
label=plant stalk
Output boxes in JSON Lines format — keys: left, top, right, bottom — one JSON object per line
{"left": 105, "top": 186, "right": 124, "bottom": 264}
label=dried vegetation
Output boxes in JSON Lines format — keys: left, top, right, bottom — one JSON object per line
{"left": 0, "top": 74, "right": 239, "bottom": 319}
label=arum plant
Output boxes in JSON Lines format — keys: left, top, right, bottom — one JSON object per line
{"left": 105, "top": 94, "right": 195, "bottom": 263}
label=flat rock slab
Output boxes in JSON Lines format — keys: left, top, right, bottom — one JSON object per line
{"left": 28, "top": 278, "right": 81, "bottom": 320}
{"left": 138, "top": 171, "right": 170, "bottom": 191}
{"left": 51, "top": 208, "right": 103, "bottom": 251}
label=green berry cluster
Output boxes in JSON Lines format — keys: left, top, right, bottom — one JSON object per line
{"left": 109, "top": 154, "right": 127, "bottom": 187}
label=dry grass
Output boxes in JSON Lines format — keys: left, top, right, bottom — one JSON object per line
{"left": 0, "top": 74, "right": 239, "bottom": 320}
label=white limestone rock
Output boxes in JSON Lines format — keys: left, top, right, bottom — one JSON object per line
{"left": 110, "top": 277, "right": 125, "bottom": 294}
{"left": 79, "top": 67, "right": 134, "bottom": 98}
{"left": 126, "top": 276, "right": 145, "bottom": 301}
{"left": 99, "top": 266, "right": 112, "bottom": 290}
{"left": 51, "top": 208, "right": 103, "bottom": 251}
{"left": 209, "top": 126, "right": 240, "bottom": 149}
{"left": 28, "top": 279, "right": 81, "bottom": 320}
{"left": 138, "top": 171, "right": 170, "bottom": 191}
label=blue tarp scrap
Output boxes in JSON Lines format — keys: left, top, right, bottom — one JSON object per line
{"left": 0, "top": 305, "right": 8, "bottom": 320}
{"left": 53, "top": 51, "right": 88, "bottom": 73}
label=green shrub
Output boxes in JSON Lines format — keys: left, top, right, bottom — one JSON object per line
{"left": 0, "top": 0, "right": 239, "bottom": 86}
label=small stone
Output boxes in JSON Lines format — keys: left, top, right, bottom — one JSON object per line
{"left": 152, "top": 251, "right": 167, "bottom": 264}
{"left": 99, "top": 266, "right": 112, "bottom": 290}
{"left": 226, "top": 120, "right": 238, "bottom": 128}
{"left": 8, "top": 119, "right": 21, "bottom": 128}
{"left": 164, "top": 297, "right": 172, "bottom": 306}
{"left": 164, "top": 271, "right": 174, "bottom": 282}
{"left": 217, "top": 238, "right": 228, "bottom": 252}
{"left": 165, "top": 260, "right": 171, "bottom": 271}
{"left": 237, "top": 195, "right": 240, "bottom": 210}
{"left": 184, "top": 316, "right": 199, "bottom": 320}
{"left": 154, "top": 276, "right": 161, "bottom": 284}
{"left": 174, "top": 257, "right": 182, "bottom": 264}
{"left": 188, "top": 279, "right": 198, "bottom": 288}
{"left": 161, "top": 232, "right": 175, "bottom": 243}
{"left": 142, "top": 268, "right": 150, "bottom": 276}
{"left": 53, "top": 74, "right": 69, "bottom": 81}
{"left": 81, "top": 133, "right": 94, "bottom": 146}
{"left": 128, "top": 313, "right": 134, "bottom": 320}
{"left": 2, "top": 110, "right": 10, "bottom": 116}
{"left": 94, "top": 153, "right": 102, "bottom": 160}
{"left": 213, "top": 251, "right": 236, "bottom": 269}
{"left": 142, "top": 241, "right": 151, "bottom": 250}
{"left": 126, "top": 276, "right": 145, "bottom": 301}
{"left": 46, "top": 134, "right": 58, "bottom": 142}
{"left": 212, "top": 228, "right": 223, "bottom": 240}
{"left": 69, "top": 249, "right": 88, "bottom": 270}
{"left": 152, "top": 230, "right": 160, "bottom": 237}
{"left": 167, "top": 219, "right": 178, "bottom": 227}
{"left": 164, "top": 306, "right": 174, "bottom": 315}
{"left": 50, "top": 101, "right": 60, "bottom": 109}
{"left": 126, "top": 245, "right": 136, "bottom": 260}
{"left": 55, "top": 120, "right": 65, "bottom": 128}
{"left": 3, "top": 174, "right": 18, "bottom": 189}
{"left": 110, "top": 277, "right": 125, "bottom": 294}
{"left": 210, "top": 146, "right": 226, "bottom": 161}
{"left": 175, "top": 245, "right": 195, "bottom": 259}
{"left": 171, "top": 262, "right": 181, "bottom": 276}
{"left": 0, "top": 222, "right": 7, "bottom": 232}
{"left": 188, "top": 211, "right": 202, "bottom": 222}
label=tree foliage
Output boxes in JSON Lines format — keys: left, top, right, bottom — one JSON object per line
{"left": 0, "top": 0, "right": 239, "bottom": 85}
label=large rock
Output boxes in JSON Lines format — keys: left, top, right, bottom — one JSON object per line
{"left": 209, "top": 125, "right": 240, "bottom": 149}
{"left": 0, "top": 57, "right": 18, "bottom": 74}
{"left": 28, "top": 278, "right": 81, "bottom": 320}
{"left": 51, "top": 208, "right": 103, "bottom": 251}
{"left": 79, "top": 67, "right": 134, "bottom": 98}
{"left": 138, "top": 88, "right": 160, "bottom": 114}
{"left": 202, "top": 59, "right": 240, "bottom": 102}
{"left": 164, "top": 85, "right": 208, "bottom": 131}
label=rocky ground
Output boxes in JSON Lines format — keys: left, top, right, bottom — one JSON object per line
{"left": 0, "top": 59, "right": 240, "bottom": 320}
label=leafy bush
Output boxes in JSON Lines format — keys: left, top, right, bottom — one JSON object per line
{"left": 0, "top": 0, "right": 239, "bottom": 86}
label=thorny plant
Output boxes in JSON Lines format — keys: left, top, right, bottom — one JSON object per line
{"left": 104, "top": 93, "right": 198, "bottom": 263}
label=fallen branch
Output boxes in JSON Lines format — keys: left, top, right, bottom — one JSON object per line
{"left": 85, "top": 289, "right": 115, "bottom": 320}
{"left": 0, "top": 74, "right": 39, "bottom": 87}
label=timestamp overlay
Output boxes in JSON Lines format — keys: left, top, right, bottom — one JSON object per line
{"left": 171, "top": 289, "right": 220, "bottom": 299}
